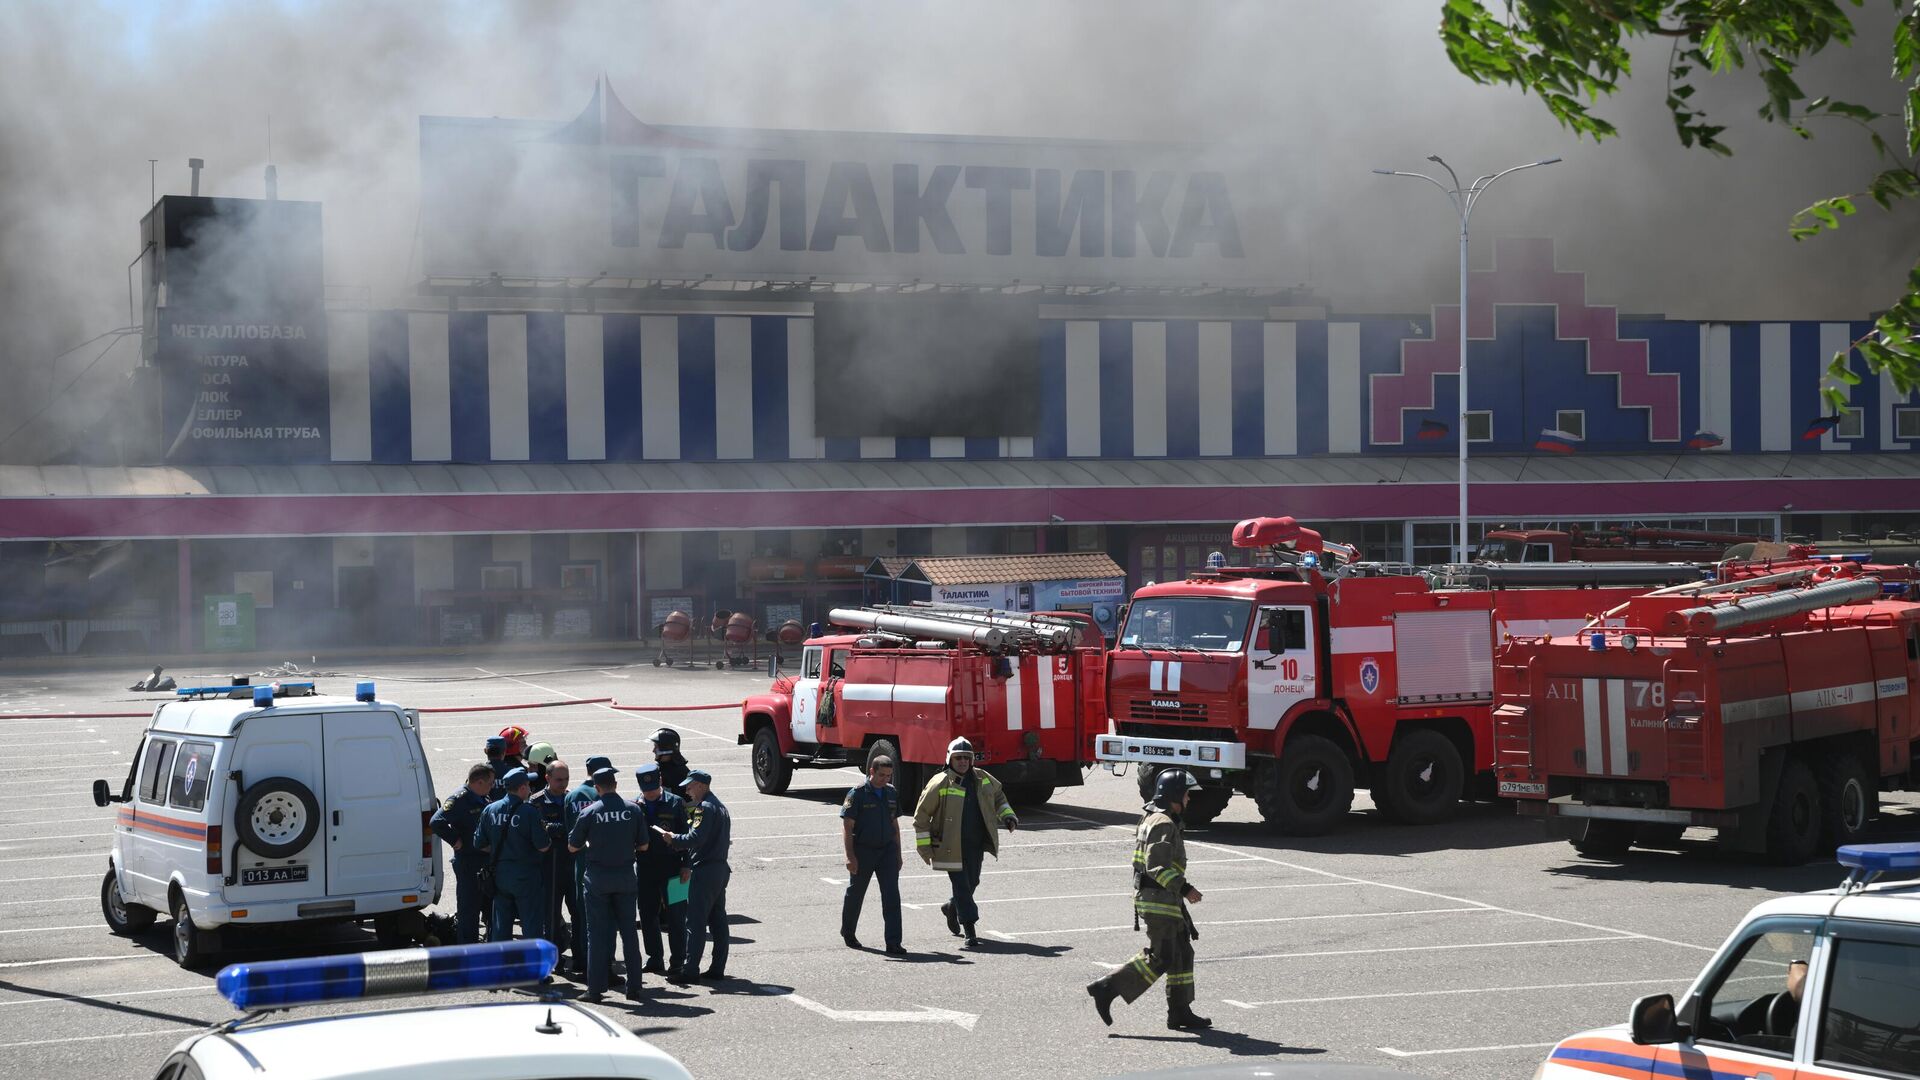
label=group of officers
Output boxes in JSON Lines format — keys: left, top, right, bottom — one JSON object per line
{"left": 428, "top": 724, "right": 734, "bottom": 1003}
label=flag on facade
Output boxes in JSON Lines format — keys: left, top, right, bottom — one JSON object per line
{"left": 1534, "top": 428, "right": 1579, "bottom": 454}
{"left": 1687, "top": 431, "right": 1725, "bottom": 449}
{"left": 1802, "top": 414, "right": 1843, "bottom": 440}
{"left": 1416, "top": 419, "right": 1449, "bottom": 441}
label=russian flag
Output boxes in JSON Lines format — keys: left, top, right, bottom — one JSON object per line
{"left": 1802, "top": 414, "right": 1843, "bottom": 441}
{"left": 1687, "top": 431, "right": 1725, "bottom": 449}
{"left": 1416, "top": 419, "right": 1448, "bottom": 441}
{"left": 1534, "top": 428, "right": 1579, "bottom": 454}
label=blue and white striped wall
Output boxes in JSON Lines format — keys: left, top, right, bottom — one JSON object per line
{"left": 323, "top": 310, "right": 1916, "bottom": 464}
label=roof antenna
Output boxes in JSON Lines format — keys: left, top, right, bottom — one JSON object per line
{"left": 535, "top": 1008, "right": 563, "bottom": 1034}
{"left": 264, "top": 115, "right": 278, "bottom": 201}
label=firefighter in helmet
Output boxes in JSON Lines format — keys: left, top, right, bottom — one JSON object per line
{"left": 651, "top": 728, "right": 691, "bottom": 791}
{"left": 1087, "top": 768, "right": 1210, "bottom": 1031}
{"left": 911, "top": 737, "right": 1016, "bottom": 947}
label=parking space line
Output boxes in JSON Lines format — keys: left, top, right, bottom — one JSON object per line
{"left": 0, "top": 986, "right": 208, "bottom": 1008}
{"left": 472, "top": 668, "right": 737, "bottom": 742}
{"left": 894, "top": 856, "right": 1257, "bottom": 884}
{"left": 0, "top": 895, "right": 89, "bottom": 907}
{"left": 0, "top": 924, "right": 97, "bottom": 935}
{"left": 0, "top": 852, "right": 109, "bottom": 865}
{"left": 0, "top": 953, "right": 168, "bottom": 969}
{"left": 898, "top": 882, "right": 1360, "bottom": 910}
{"left": 1186, "top": 934, "right": 1637, "bottom": 965}
{"left": 1377, "top": 1041, "right": 1560, "bottom": 1058}
{"left": 997, "top": 906, "right": 1488, "bottom": 939}
{"left": 1032, "top": 807, "right": 1719, "bottom": 956}
{"left": 1222, "top": 975, "right": 1692, "bottom": 1009}
{"left": 757, "top": 838, "right": 1122, "bottom": 860}
{"left": 0, "top": 1028, "right": 193, "bottom": 1050}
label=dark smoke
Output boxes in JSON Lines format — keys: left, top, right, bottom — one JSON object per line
{"left": 0, "top": 1, "right": 1913, "bottom": 461}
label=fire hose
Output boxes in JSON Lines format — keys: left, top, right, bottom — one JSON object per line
{"left": 0, "top": 696, "right": 743, "bottom": 720}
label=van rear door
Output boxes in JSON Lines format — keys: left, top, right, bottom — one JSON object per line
{"left": 323, "top": 709, "right": 421, "bottom": 897}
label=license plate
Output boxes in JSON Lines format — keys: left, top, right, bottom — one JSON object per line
{"left": 1498, "top": 781, "right": 1547, "bottom": 796}
{"left": 241, "top": 865, "right": 308, "bottom": 885}
{"left": 1140, "top": 745, "right": 1177, "bottom": 758}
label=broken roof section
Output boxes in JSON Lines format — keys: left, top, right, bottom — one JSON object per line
{"left": 901, "top": 553, "right": 1124, "bottom": 587}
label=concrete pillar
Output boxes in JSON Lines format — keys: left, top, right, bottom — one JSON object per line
{"left": 177, "top": 540, "right": 193, "bottom": 652}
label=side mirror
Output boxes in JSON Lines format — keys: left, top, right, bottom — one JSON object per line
{"left": 92, "top": 779, "right": 112, "bottom": 808}
{"left": 1629, "top": 993, "right": 1689, "bottom": 1045}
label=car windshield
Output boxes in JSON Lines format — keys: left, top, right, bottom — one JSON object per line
{"left": 1119, "top": 597, "right": 1252, "bottom": 653}
{"left": 1476, "top": 538, "right": 1526, "bottom": 562}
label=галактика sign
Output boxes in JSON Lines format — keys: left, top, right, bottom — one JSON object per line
{"left": 419, "top": 80, "right": 1282, "bottom": 289}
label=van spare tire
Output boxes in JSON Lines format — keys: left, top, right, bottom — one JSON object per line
{"left": 235, "top": 777, "right": 320, "bottom": 859}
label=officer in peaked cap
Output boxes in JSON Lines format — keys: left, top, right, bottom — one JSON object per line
{"left": 655, "top": 768, "right": 732, "bottom": 983}
{"left": 561, "top": 754, "right": 616, "bottom": 980}
{"left": 633, "top": 761, "right": 689, "bottom": 975}
{"left": 568, "top": 765, "right": 646, "bottom": 1002}
{"left": 474, "top": 767, "right": 550, "bottom": 944}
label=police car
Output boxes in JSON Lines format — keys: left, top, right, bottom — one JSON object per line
{"left": 147, "top": 940, "right": 693, "bottom": 1079}
{"left": 94, "top": 679, "right": 442, "bottom": 967}
{"left": 1536, "top": 842, "right": 1920, "bottom": 1079}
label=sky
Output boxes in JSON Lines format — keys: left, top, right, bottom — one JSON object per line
{"left": 0, "top": 0, "right": 1914, "bottom": 456}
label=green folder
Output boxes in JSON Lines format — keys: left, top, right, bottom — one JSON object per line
{"left": 666, "top": 876, "right": 690, "bottom": 905}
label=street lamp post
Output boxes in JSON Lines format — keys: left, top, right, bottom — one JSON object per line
{"left": 1373, "top": 156, "right": 1561, "bottom": 563}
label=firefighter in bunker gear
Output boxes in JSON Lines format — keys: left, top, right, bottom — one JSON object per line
{"left": 1087, "top": 768, "right": 1211, "bottom": 1031}
{"left": 912, "top": 737, "right": 1016, "bottom": 947}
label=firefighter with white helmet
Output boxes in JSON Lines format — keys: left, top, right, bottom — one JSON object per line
{"left": 1087, "top": 768, "right": 1211, "bottom": 1031}
{"left": 911, "top": 736, "right": 1016, "bottom": 947}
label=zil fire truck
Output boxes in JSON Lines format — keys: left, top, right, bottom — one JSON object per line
{"left": 739, "top": 605, "right": 1106, "bottom": 807}
{"left": 1494, "top": 563, "right": 1920, "bottom": 862}
{"left": 1477, "top": 525, "right": 1762, "bottom": 564}
{"left": 1092, "top": 517, "right": 1689, "bottom": 833}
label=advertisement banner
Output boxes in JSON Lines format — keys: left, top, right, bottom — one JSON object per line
{"left": 419, "top": 82, "right": 1284, "bottom": 289}
{"left": 932, "top": 583, "right": 1015, "bottom": 609}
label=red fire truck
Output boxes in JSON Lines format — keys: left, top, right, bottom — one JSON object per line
{"left": 1493, "top": 564, "right": 1920, "bottom": 862}
{"left": 1093, "top": 518, "right": 1688, "bottom": 833}
{"left": 739, "top": 606, "right": 1106, "bottom": 806}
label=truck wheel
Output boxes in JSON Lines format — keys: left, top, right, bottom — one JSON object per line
{"left": 1817, "top": 751, "right": 1875, "bottom": 849}
{"left": 1136, "top": 765, "right": 1162, "bottom": 804}
{"left": 893, "top": 762, "right": 922, "bottom": 813}
{"left": 1569, "top": 818, "right": 1635, "bottom": 859}
{"left": 1377, "top": 729, "right": 1465, "bottom": 826}
{"left": 170, "top": 893, "right": 212, "bottom": 969}
{"left": 1004, "top": 783, "right": 1057, "bottom": 808}
{"left": 101, "top": 868, "right": 155, "bottom": 935}
{"left": 1253, "top": 735, "right": 1355, "bottom": 836}
{"left": 751, "top": 726, "right": 793, "bottom": 795}
{"left": 1766, "top": 757, "right": 1823, "bottom": 865}
{"left": 1633, "top": 824, "right": 1686, "bottom": 850}
{"left": 867, "top": 739, "right": 901, "bottom": 775}
{"left": 235, "top": 777, "right": 320, "bottom": 859}
{"left": 1183, "top": 788, "right": 1232, "bottom": 826}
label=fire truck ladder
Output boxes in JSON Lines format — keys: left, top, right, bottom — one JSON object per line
{"left": 826, "top": 605, "right": 1081, "bottom": 653}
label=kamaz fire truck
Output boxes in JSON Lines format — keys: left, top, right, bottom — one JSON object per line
{"left": 739, "top": 605, "right": 1105, "bottom": 807}
{"left": 1093, "top": 517, "right": 1689, "bottom": 833}
{"left": 1493, "top": 563, "right": 1920, "bottom": 862}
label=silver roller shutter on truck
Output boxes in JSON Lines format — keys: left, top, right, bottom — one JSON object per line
{"left": 1392, "top": 610, "right": 1494, "bottom": 702}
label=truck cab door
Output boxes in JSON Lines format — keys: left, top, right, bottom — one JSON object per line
{"left": 1247, "top": 606, "right": 1316, "bottom": 732}
{"left": 790, "top": 646, "right": 824, "bottom": 744}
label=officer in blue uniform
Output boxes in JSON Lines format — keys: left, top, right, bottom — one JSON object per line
{"left": 530, "top": 759, "right": 575, "bottom": 965}
{"left": 633, "top": 763, "right": 688, "bottom": 975}
{"left": 568, "top": 765, "right": 646, "bottom": 1003}
{"left": 429, "top": 762, "right": 495, "bottom": 945}
{"left": 474, "top": 767, "right": 550, "bottom": 942}
{"left": 483, "top": 737, "right": 511, "bottom": 799}
{"left": 840, "top": 756, "right": 905, "bottom": 956}
{"left": 563, "top": 754, "right": 614, "bottom": 980}
{"left": 655, "top": 769, "right": 732, "bottom": 984}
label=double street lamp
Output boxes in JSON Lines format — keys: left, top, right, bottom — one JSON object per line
{"left": 1373, "top": 155, "right": 1561, "bottom": 563}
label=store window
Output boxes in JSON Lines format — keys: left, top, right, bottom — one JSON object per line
{"left": 1898, "top": 407, "right": 1920, "bottom": 441}
{"left": 1464, "top": 411, "right": 1493, "bottom": 443}
{"left": 1554, "top": 410, "right": 1585, "bottom": 440}
{"left": 1834, "top": 407, "right": 1865, "bottom": 440}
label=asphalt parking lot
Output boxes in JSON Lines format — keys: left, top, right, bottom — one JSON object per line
{"left": 1, "top": 650, "right": 1904, "bottom": 1080}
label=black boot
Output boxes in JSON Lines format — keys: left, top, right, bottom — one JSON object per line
{"left": 1087, "top": 982, "right": 1117, "bottom": 1027}
{"left": 1168, "top": 1006, "right": 1212, "bottom": 1031}
{"left": 963, "top": 923, "right": 979, "bottom": 947}
{"left": 941, "top": 902, "right": 961, "bottom": 937}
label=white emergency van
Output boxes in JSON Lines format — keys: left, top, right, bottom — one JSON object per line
{"left": 1537, "top": 842, "right": 1920, "bottom": 1080}
{"left": 94, "top": 679, "right": 442, "bottom": 968}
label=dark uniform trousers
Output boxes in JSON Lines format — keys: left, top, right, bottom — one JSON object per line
{"left": 490, "top": 876, "right": 546, "bottom": 942}
{"left": 585, "top": 879, "right": 641, "bottom": 996}
{"left": 683, "top": 865, "right": 730, "bottom": 975}
{"left": 451, "top": 851, "right": 485, "bottom": 944}
{"left": 948, "top": 845, "right": 986, "bottom": 926}
{"left": 637, "top": 874, "right": 685, "bottom": 971}
{"left": 842, "top": 846, "right": 902, "bottom": 947}
{"left": 548, "top": 846, "right": 578, "bottom": 958}
{"left": 1093, "top": 914, "right": 1195, "bottom": 1009}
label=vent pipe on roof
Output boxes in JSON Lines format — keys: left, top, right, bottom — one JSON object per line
{"left": 264, "top": 163, "right": 277, "bottom": 201}
{"left": 188, "top": 158, "right": 204, "bottom": 197}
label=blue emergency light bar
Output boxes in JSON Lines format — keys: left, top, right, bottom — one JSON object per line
{"left": 175, "top": 681, "right": 317, "bottom": 703}
{"left": 356, "top": 680, "right": 376, "bottom": 702}
{"left": 215, "top": 940, "right": 557, "bottom": 1011}
{"left": 1838, "top": 843, "right": 1920, "bottom": 873}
